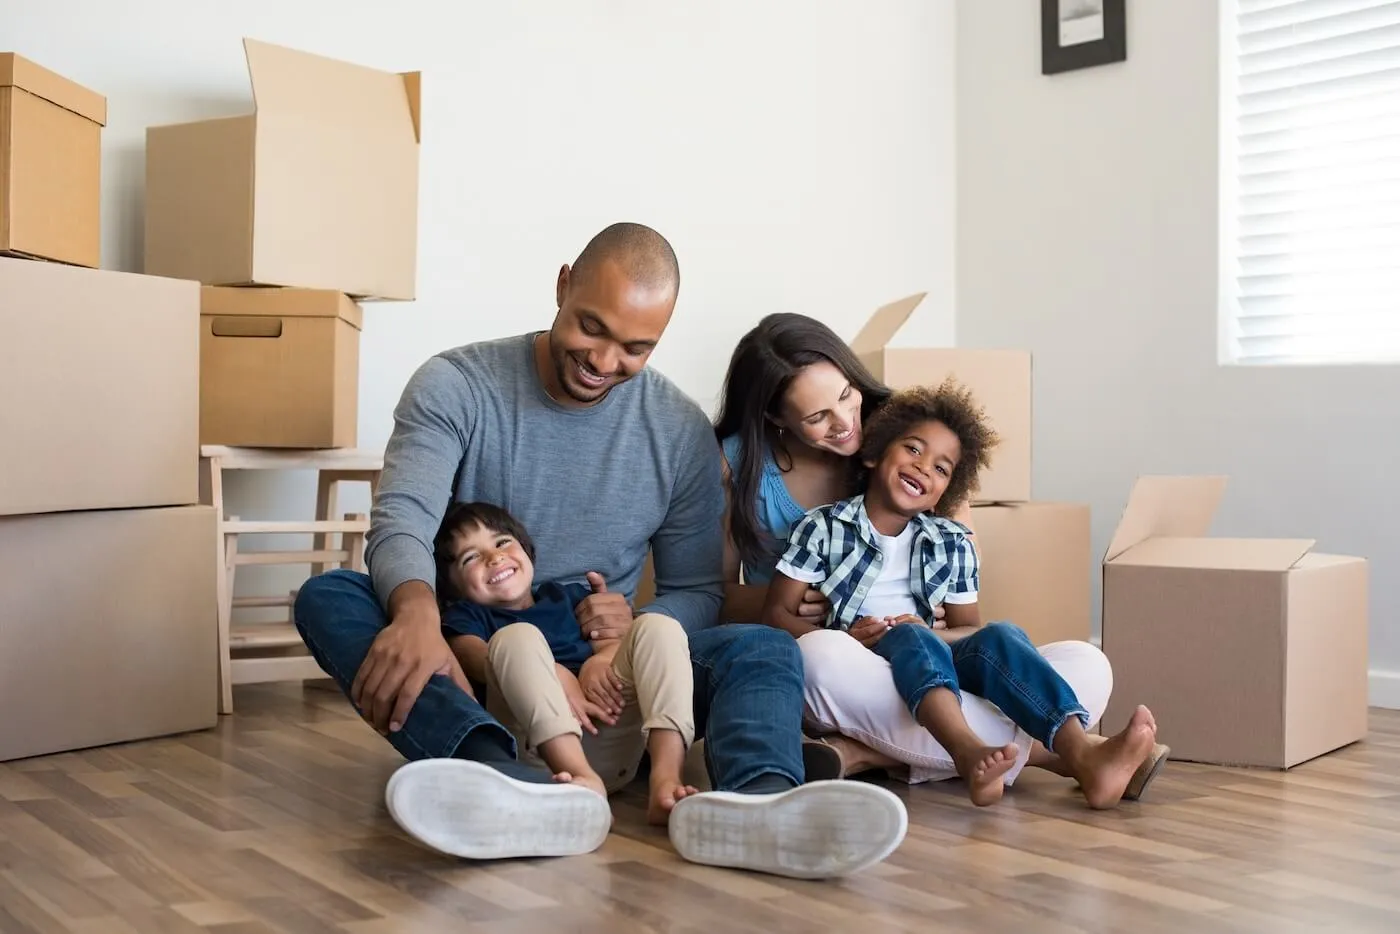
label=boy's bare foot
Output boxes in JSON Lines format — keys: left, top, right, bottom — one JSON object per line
{"left": 1073, "top": 706, "right": 1157, "bottom": 809}
{"left": 553, "top": 770, "right": 609, "bottom": 800}
{"left": 952, "top": 743, "right": 1018, "bottom": 806}
{"left": 647, "top": 772, "right": 700, "bottom": 826}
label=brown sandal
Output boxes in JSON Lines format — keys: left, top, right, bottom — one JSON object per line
{"left": 1122, "top": 743, "right": 1170, "bottom": 801}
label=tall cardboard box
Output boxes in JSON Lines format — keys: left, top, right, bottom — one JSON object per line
{"left": 200, "top": 286, "right": 361, "bottom": 448}
{"left": 0, "top": 506, "right": 218, "bottom": 761}
{"left": 0, "top": 52, "right": 106, "bottom": 267}
{"left": 145, "top": 38, "right": 421, "bottom": 301}
{"left": 1100, "top": 475, "right": 1368, "bottom": 768}
{"left": 0, "top": 257, "right": 199, "bottom": 517}
{"left": 852, "top": 293, "right": 1032, "bottom": 503}
{"left": 970, "top": 502, "right": 1091, "bottom": 645}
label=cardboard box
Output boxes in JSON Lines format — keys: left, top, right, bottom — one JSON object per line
{"left": 852, "top": 293, "right": 1031, "bottom": 503}
{"left": 969, "top": 502, "right": 1091, "bottom": 645}
{"left": 145, "top": 38, "right": 420, "bottom": 301}
{"left": 1100, "top": 475, "right": 1368, "bottom": 768}
{"left": 0, "top": 257, "right": 199, "bottom": 517}
{"left": 0, "top": 52, "right": 106, "bottom": 267}
{"left": 200, "top": 286, "right": 362, "bottom": 448}
{"left": 0, "top": 506, "right": 218, "bottom": 761}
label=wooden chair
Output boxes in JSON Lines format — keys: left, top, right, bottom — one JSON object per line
{"left": 199, "top": 445, "right": 384, "bottom": 714}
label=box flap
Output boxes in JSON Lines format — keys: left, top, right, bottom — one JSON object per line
{"left": 1104, "top": 475, "right": 1227, "bottom": 563}
{"left": 1112, "top": 536, "right": 1316, "bottom": 571}
{"left": 200, "top": 286, "right": 363, "bottom": 330}
{"left": 243, "top": 38, "right": 417, "bottom": 139}
{"left": 0, "top": 52, "right": 106, "bottom": 125}
{"left": 851, "top": 293, "right": 925, "bottom": 354}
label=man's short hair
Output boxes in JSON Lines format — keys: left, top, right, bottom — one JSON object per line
{"left": 570, "top": 222, "right": 680, "bottom": 294}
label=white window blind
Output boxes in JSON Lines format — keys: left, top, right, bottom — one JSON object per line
{"left": 1220, "top": 0, "right": 1400, "bottom": 364}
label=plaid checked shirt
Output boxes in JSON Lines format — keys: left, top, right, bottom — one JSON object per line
{"left": 774, "top": 495, "right": 979, "bottom": 630}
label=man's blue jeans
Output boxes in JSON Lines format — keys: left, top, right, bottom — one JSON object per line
{"left": 293, "top": 569, "right": 807, "bottom": 791}
{"left": 872, "top": 621, "right": 1089, "bottom": 751}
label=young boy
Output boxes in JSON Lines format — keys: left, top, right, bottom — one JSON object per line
{"left": 434, "top": 501, "right": 698, "bottom": 825}
{"left": 763, "top": 380, "right": 1161, "bottom": 809}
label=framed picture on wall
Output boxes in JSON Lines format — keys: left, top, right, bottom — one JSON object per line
{"left": 1041, "top": 0, "right": 1126, "bottom": 74}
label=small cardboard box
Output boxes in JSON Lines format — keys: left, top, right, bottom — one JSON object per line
{"left": 970, "top": 502, "right": 1091, "bottom": 645}
{"left": 0, "top": 505, "right": 218, "bottom": 762}
{"left": 145, "top": 38, "right": 420, "bottom": 301}
{"left": 201, "top": 286, "right": 362, "bottom": 449}
{"left": 852, "top": 293, "right": 1032, "bottom": 503}
{"left": 0, "top": 52, "right": 106, "bottom": 267}
{"left": 0, "top": 256, "right": 199, "bottom": 517}
{"left": 1100, "top": 475, "right": 1368, "bottom": 769}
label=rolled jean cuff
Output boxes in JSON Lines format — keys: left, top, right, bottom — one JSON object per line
{"left": 905, "top": 676, "right": 960, "bottom": 719}
{"left": 1044, "top": 707, "right": 1091, "bottom": 752}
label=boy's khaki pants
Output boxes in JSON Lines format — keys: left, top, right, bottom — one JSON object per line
{"left": 483, "top": 613, "right": 695, "bottom": 793}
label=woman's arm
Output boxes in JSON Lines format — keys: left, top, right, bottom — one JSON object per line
{"left": 717, "top": 449, "right": 774, "bottom": 623}
{"left": 761, "top": 573, "right": 824, "bottom": 639}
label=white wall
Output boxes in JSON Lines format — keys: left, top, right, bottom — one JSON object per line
{"left": 957, "top": 1, "right": 1400, "bottom": 703}
{"left": 5, "top": 0, "right": 955, "bottom": 600}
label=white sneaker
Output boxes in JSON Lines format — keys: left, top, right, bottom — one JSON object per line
{"left": 667, "top": 780, "right": 908, "bottom": 879}
{"left": 385, "top": 758, "right": 612, "bottom": 860}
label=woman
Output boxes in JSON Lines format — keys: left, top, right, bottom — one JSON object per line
{"left": 713, "top": 312, "right": 1165, "bottom": 795}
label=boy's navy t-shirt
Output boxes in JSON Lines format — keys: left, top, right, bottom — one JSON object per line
{"left": 440, "top": 581, "right": 594, "bottom": 673}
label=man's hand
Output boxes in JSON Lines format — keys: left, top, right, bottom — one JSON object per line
{"left": 576, "top": 572, "right": 634, "bottom": 642}
{"left": 351, "top": 589, "right": 472, "bottom": 735}
{"left": 796, "top": 586, "right": 831, "bottom": 619}
{"left": 848, "top": 615, "right": 891, "bottom": 649}
{"left": 557, "top": 664, "right": 615, "bottom": 735}
{"left": 579, "top": 654, "right": 626, "bottom": 717}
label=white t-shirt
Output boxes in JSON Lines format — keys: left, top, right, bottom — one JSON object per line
{"left": 856, "top": 525, "right": 920, "bottom": 620}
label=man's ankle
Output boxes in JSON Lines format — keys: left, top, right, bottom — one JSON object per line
{"left": 735, "top": 772, "right": 796, "bottom": 795}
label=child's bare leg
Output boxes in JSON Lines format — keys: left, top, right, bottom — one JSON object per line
{"left": 645, "top": 728, "right": 698, "bottom": 826}
{"left": 613, "top": 613, "right": 699, "bottom": 825}
{"left": 1051, "top": 706, "right": 1157, "bottom": 809}
{"left": 914, "top": 687, "right": 1017, "bottom": 806}
{"left": 536, "top": 734, "right": 608, "bottom": 798}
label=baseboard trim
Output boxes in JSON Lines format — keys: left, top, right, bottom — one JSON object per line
{"left": 1370, "top": 670, "right": 1400, "bottom": 710}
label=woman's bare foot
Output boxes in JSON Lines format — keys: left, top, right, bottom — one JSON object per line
{"left": 818, "top": 734, "right": 899, "bottom": 777}
{"left": 646, "top": 772, "right": 700, "bottom": 826}
{"left": 952, "top": 743, "right": 1018, "bottom": 807}
{"left": 552, "top": 770, "right": 609, "bottom": 799}
{"left": 1071, "top": 706, "right": 1157, "bottom": 809}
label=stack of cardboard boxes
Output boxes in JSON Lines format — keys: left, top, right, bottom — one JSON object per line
{"left": 0, "top": 54, "right": 217, "bottom": 762}
{"left": 851, "top": 293, "right": 1093, "bottom": 646}
{"left": 144, "top": 38, "right": 422, "bottom": 449}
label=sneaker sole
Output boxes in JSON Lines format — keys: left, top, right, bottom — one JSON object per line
{"left": 667, "top": 780, "right": 908, "bottom": 879}
{"left": 384, "top": 758, "right": 612, "bottom": 860}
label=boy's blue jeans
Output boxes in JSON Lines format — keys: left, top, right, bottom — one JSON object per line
{"left": 293, "top": 569, "right": 806, "bottom": 792}
{"left": 872, "top": 621, "right": 1090, "bottom": 751}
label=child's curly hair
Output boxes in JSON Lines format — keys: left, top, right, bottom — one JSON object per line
{"left": 858, "top": 378, "right": 1000, "bottom": 515}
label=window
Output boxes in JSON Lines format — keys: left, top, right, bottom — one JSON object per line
{"left": 1219, "top": 0, "right": 1400, "bottom": 365}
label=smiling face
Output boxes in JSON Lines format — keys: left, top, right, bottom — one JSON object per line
{"left": 444, "top": 522, "right": 536, "bottom": 610}
{"left": 866, "top": 419, "right": 962, "bottom": 518}
{"left": 775, "top": 360, "right": 865, "bottom": 457}
{"left": 540, "top": 258, "right": 675, "bottom": 406}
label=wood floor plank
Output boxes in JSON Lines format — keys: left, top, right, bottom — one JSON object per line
{"left": 1, "top": 686, "right": 1398, "bottom": 933}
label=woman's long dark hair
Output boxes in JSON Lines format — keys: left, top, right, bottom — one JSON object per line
{"left": 713, "top": 313, "right": 891, "bottom": 572}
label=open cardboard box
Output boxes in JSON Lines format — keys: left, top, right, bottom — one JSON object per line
{"left": 0, "top": 52, "right": 106, "bottom": 267}
{"left": 200, "top": 286, "right": 362, "bottom": 448}
{"left": 971, "top": 502, "right": 1091, "bottom": 645}
{"left": 852, "top": 293, "right": 1031, "bottom": 503}
{"left": 145, "top": 38, "right": 420, "bottom": 300}
{"left": 1100, "top": 475, "right": 1368, "bottom": 768}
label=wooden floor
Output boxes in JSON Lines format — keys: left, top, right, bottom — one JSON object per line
{"left": 2, "top": 688, "right": 1398, "bottom": 934}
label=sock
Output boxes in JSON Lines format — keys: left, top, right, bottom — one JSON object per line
{"left": 735, "top": 772, "right": 797, "bottom": 795}
{"left": 452, "top": 727, "right": 556, "bottom": 785}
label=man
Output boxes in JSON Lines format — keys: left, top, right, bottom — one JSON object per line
{"left": 294, "top": 222, "right": 908, "bottom": 879}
